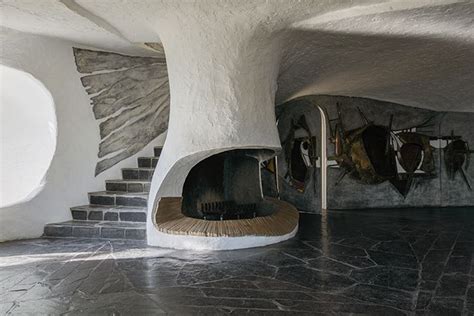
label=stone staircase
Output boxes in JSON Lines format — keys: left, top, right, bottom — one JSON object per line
{"left": 43, "top": 147, "right": 162, "bottom": 240}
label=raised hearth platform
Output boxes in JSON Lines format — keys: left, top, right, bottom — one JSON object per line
{"left": 151, "top": 197, "right": 299, "bottom": 250}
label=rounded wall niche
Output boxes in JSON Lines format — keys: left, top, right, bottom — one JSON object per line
{"left": 0, "top": 65, "right": 57, "bottom": 208}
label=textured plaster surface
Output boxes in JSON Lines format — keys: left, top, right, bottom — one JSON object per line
{"left": 2, "top": 1, "right": 473, "bottom": 112}
{"left": 145, "top": 0, "right": 423, "bottom": 247}
{"left": 146, "top": 2, "right": 291, "bottom": 246}
{"left": 266, "top": 95, "right": 474, "bottom": 212}
{"left": 277, "top": 1, "right": 474, "bottom": 112}
{"left": 0, "top": 27, "right": 163, "bottom": 242}
{"left": 153, "top": 226, "right": 298, "bottom": 251}
{"left": 73, "top": 48, "right": 169, "bottom": 175}
{"left": 2, "top": 1, "right": 474, "bottom": 244}
{"left": 135, "top": 0, "right": 474, "bottom": 246}
{"left": 0, "top": 0, "right": 154, "bottom": 56}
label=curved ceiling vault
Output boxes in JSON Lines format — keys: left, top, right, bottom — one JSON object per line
{"left": 1, "top": 0, "right": 473, "bottom": 112}
{"left": 277, "top": 1, "right": 474, "bottom": 112}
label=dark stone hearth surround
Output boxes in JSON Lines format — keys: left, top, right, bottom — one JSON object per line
{"left": 6, "top": 207, "right": 473, "bottom": 315}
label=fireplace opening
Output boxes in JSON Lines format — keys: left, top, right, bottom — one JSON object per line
{"left": 182, "top": 149, "right": 275, "bottom": 220}
{"left": 154, "top": 148, "right": 300, "bottom": 245}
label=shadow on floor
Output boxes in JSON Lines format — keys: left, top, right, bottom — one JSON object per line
{"left": 1, "top": 207, "right": 473, "bottom": 315}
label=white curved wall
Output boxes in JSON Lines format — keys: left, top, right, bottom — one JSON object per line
{"left": 0, "top": 27, "right": 163, "bottom": 242}
{"left": 277, "top": 2, "right": 474, "bottom": 112}
{"left": 145, "top": 0, "right": 389, "bottom": 248}
{"left": 0, "top": 65, "right": 57, "bottom": 208}
{"left": 153, "top": 226, "right": 298, "bottom": 251}
{"left": 147, "top": 3, "right": 286, "bottom": 247}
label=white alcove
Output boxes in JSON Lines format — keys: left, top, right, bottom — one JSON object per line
{"left": 0, "top": 65, "right": 57, "bottom": 208}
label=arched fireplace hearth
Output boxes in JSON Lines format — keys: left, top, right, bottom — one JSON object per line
{"left": 151, "top": 149, "right": 299, "bottom": 250}
{"left": 182, "top": 149, "right": 272, "bottom": 220}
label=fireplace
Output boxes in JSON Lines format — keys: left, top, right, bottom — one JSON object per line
{"left": 152, "top": 149, "right": 299, "bottom": 250}
{"left": 182, "top": 149, "right": 271, "bottom": 220}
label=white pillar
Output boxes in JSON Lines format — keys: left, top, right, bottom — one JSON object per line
{"left": 317, "top": 106, "right": 328, "bottom": 210}
{"left": 144, "top": 1, "right": 371, "bottom": 247}
{"left": 147, "top": 3, "right": 283, "bottom": 246}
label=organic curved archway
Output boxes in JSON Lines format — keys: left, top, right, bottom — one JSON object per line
{"left": 0, "top": 65, "right": 57, "bottom": 208}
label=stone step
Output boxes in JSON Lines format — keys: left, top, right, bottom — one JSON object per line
{"left": 154, "top": 146, "right": 162, "bottom": 157}
{"left": 88, "top": 191, "right": 148, "bottom": 207}
{"left": 122, "top": 167, "right": 154, "bottom": 180}
{"left": 105, "top": 180, "right": 151, "bottom": 193}
{"left": 137, "top": 156, "right": 159, "bottom": 168}
{"left": 44, "top": 220, "right": 146, "bottom": 240}
{"left": 71, "top": 205, "right": 147, "bottom": 222}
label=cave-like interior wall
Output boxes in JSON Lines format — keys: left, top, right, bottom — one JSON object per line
{"left": 262, "top": 95, "right": 474, "bottom": 211}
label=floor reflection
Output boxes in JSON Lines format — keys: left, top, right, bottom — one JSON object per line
{"left": 1, "top": 207, "right": 473, "bottom": 315}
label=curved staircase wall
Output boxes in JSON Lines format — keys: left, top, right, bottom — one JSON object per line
{"left": 0, "top": 28, "right": 165, "bottom": 242}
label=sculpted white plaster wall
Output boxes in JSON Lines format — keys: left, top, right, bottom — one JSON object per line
{"left": 145, "top": 0, "right": 474, "bottom": 248}
{"left": 0, "top": 0, "right": 154, "bottom": 56}
{"left": 0, "top": 65, "right": 57, "bottom": 208}
{"left": 153, "top": 226, "right": 298, "bottom": 251}
{"left": 0, "top": 27, "right": 163, "bottom": 242}
{"left": 2, "top": 0, "right": 473, "bottom": 112}
{"left": 6, "top": 0, "right": 472, "bottom": 109}
{"left": 146, "top": 2, "right": 291, "bottom": 247}
{"left": 2, "top": 0, "right": 473, "bottom": 245}
{"left": 141, "top": 1, "right": 356, "bottom": 248}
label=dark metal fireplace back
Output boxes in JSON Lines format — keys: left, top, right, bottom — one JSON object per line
{"left": 200, "top": 201, "right": 257, "bottom": 220}
{"left": 182, "top": 149, "right": 265, "bottom": 220}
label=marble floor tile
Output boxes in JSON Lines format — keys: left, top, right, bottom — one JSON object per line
{"left": 1, "top": 207, "right": 473, "bottom": 315}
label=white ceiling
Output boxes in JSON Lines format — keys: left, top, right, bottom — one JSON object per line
{"left": 1, "top": 0, "right": 473, "bottom": 112}
{"left": 278, "top": 1, "right": 474, "bottom": 112}
{"left": 0, "top": 0, "right": 155, "bottom": 56}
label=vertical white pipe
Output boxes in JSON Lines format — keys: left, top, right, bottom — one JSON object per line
{"left": 317, "top": 106, "right": 328, "bottom": 211}
{"left": 274, "top": 156, "right": 280, "bottom": 199}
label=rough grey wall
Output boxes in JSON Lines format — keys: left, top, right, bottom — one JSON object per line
{"left": 440, "top": 112, "right": 474, "bottom": 206}
{"left": 263, "top": 100, "right": 322, "bottom": 212}
{"left": 264, "top": 95, "right": 473, "bottom": 211}
{"left": 73, "top": 48, "right": 169, "bottom": 175}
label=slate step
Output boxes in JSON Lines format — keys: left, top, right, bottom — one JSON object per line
{"left": 71, "top": 205, "right": 147, "bottom": 222}
{"left": 122, "top": 168, "right": 155, "bottom": 180}
{"left": 137, "top": 157, "right": 159, "bottom": 168}
{"left": 106, "top": 180, "right": 151, "bottom": 193}
{"left": 154, "top": 146, "right": 162, "bottom": 157}
{"left": 89, "top": 191, "right": 148, "bottom": 207}
{"left": 44, "top": 220, "right": 146, "bottom": 240}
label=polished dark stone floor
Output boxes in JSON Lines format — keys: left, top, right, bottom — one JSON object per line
{"left": 1, "top": 208, "right": 473, "bottom": 315}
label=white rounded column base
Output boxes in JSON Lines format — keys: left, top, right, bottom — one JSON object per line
{"left": 148, "top": 225, "right": 298, "bottom": 251}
